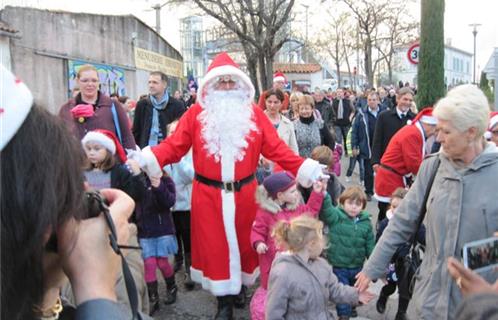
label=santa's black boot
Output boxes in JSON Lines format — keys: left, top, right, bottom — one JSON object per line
{"left": 233, "top": 285, "right": 247, "bottom": 309}
{"left": 214, "top": 295, "right": 234, "bottom": 320}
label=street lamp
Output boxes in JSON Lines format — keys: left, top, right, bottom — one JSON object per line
{"left": 469, "top": 23, "right": 481, "bottom": 84}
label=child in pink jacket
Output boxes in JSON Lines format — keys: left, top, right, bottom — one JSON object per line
{"left": 249, "top": 171, "right": 326, "bottom": 320}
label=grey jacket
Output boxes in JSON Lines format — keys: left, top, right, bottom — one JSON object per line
{"left": 266, "top": 252, "right": 359, "bottom": 320}
{"left": 363, "top": 142, "right": 498, "bottom": 319}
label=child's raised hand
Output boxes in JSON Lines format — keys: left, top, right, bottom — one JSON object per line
{"left": 256, "top": 242, "right": 268, "bottom": 254}
{"left": 126, "top": 159, "right": 142, "bottom": 176}
{"left": 358, "top": 290, "right": 375, "bottom": 305}
{"left": 312, "top": 178, "right": 327, "bottom": 193}
{"left": 149, "top": 175, "right": 161, "bottom": 188}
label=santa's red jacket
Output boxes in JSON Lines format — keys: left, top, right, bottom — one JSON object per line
{"left": 374, "top": 121, "right": 427, "bottom": 203}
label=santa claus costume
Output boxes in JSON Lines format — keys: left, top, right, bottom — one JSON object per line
{"left": 135, "top": 52, "right": 322, "bottom": 317}
{"left": 374, "top": 108, "right": 437, "bottom": 204}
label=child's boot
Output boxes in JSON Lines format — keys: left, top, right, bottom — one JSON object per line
{"left": 376, "top": 293, "right": 388, "bottom": 314}
{"left": 146, "top": 281, "right": 160, "bottom": 315}
{"left": 164, "top": 276, "right": 178, "bottom": 305}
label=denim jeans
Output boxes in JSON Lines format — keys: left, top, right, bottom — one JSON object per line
{"left": 333, "top": 266, "right": 362, "bottom": 316}
{"left": 334, "top": 125, "right": 350, "bottom": 155}
{"left": 346, "top": 156, "right": 365, "bottom": 181}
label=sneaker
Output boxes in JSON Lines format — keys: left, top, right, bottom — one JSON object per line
{"left": 345, "top": 176, "right": 351, "bottom": 183}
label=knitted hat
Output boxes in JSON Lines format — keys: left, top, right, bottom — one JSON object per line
{"left": 197, "top": 52, "right": 255, "bottom": 107}
{"left": 273, "top": 72, "right": 287, "bottom": 84}
{"left": 263, "top": 171, "right": 296, "bottom": 198}
{"left": 407, "top": 107, "right": 437, "bottom": 125}
{"left": 0, "top": 64, "right": 33, "bottom": 151}
{"left": 82, "top": 129, "right": 127, "bottom": 163}
{"left": 484, "top": 111, "right": 498, "bottom": 140}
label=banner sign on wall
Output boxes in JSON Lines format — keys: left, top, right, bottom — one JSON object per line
{"left": 68, "top": 60, "right": 126, "bottom": 97}
{"left": 134, "top": 47, "right": 183, "bottom": 78}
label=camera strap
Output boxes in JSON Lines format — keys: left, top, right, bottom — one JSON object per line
{"left": 99, "top": 197, "right": 143, "bottom": 320}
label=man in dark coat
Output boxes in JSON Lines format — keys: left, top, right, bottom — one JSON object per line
{"left": 332, "top": 88, "right": 355, "bottom": 156}
{"left": 370, "top": 87, "right": 415, "bottom": 221}
{"left": 133, "top": 71, "right": 186, "bottom": 148}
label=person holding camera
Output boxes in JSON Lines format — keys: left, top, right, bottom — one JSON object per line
{"left": 1, "top": 66, "right": 149, "bottom": 319}
{"left": 355, "top": 85, "right": 498, "bottom": 319}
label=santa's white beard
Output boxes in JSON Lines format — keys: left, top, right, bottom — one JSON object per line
{"left": 198, "top": 89, "right": 258, "bottom": 163}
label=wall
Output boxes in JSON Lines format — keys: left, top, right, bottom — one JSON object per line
{"left": 0, "top": 6, "right": 182, "bottom": 113}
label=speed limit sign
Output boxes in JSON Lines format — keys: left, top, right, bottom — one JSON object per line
{"left": 407, "top": 43, "right": 420, "bottom": 65}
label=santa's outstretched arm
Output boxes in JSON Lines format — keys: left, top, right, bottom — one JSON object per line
{"left": 128, "top": 108, "right": 194, "bottom": 177}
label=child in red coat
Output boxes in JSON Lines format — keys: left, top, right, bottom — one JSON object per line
{"left": 249, "top": 171, "right": 326, "bottom": 320}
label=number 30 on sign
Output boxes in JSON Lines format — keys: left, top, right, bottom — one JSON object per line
{"left": 407, "top": 43, "right": 420, "bottom": 65}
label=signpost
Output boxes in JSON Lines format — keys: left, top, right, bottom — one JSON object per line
{"left": 407, "top": 43, "right": 420, "bottom": 65}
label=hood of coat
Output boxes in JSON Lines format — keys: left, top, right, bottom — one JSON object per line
{"left": 255, "top": 185, "right": 299, "bottom": 214}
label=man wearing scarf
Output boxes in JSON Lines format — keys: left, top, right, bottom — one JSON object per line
{"left": 332, "top": 88, "right": 355, "bottom": 156}
{"left": 133, "top": 71, "right": 186, "bottom": 148}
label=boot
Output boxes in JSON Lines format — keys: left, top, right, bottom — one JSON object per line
{"left": 214, "top": 295, "right": 234, "bottom": 320}
{"left": 376, "top": 293, "right": 388, "bottom": 314}
{"left": 233, "top": 285, "right": 247, "bottom": 309}
{"left": 184, "top": 253, "right": 195, "bottom": 290}
{"left": 164, "top": 276, "right": 178, "bottom": 305}
{"left": 395, "top": 311, "right": 408, "bottom": 320}
{"left": 351, "top": 306, "right": 358, "bottom": 317}
{"left": 146, "top": 281, "right": 160, "bottom": 316}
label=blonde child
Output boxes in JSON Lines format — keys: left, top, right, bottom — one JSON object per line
{"left": 319, "top": 186, "right": 375, "bottom": 320}
{"left": 249, "top": 171, "right": 326, "bottom": 320}
{"left": 266, "top": 215, "right": 374, "bottom": 319}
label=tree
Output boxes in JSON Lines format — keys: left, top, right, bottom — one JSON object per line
{"left": 339, "top": 0, "right": 392, "bottom": 87}
{"left": 374, "top": 5, "right": 418, "bottom": 85}
{"left": 480, "top": 71, "right": 495, "bottom": 104}
{"left": 417, "top": 0, "right": 445, "bottom": 109}
{"left": 311, "top": 12, "right": 352, "bottom": 86}
{"left": 170, "top": 0, "right": 295, "bottom": 98}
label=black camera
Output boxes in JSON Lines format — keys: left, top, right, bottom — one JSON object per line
{"left": 45, "top": 190, "right": 108, "bottom": 252}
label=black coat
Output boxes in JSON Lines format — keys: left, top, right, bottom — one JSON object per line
{"left": 332, "top": 98, "right": 354, "bottom": 127}
{"left": 371, "top": 108, "right": 415, "bottom": 165}
{"left": 132, "top": 96, "right": 186, "bottom": 148}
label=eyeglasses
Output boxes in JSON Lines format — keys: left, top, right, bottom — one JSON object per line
{"left": 217, "top": 75, "right": 235, "bottom": 84}
{"left": 79, "top": 78, "right": 99, "bottom": 84}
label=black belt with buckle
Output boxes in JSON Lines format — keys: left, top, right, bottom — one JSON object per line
{"left": 194, "top": 173, "right": 255, "bottom": 192}
{"left": 380, "top": 163, "right": 404, "bottom": 176}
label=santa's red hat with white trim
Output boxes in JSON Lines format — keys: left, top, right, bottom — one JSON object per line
{"left": 197, "top": 52, "right": 255, "bottom": 107}
{"left": 484, "top": 111, "right": 498, "bottom": 140}
{"left": 407, "top": 107, "right": 437, "bottom": 126}
{"left": 82, "top": 129, "right": 127, "bottom": 163}
{"left": 0, "top": 64, "right": 33, "bottom": 151}
{"left": 273, "top": 72, "right": 287, "bottom": 84}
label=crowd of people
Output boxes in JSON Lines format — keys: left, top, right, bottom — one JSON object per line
{"left": 1, "top": 50, "right": 498, "bottom": 320}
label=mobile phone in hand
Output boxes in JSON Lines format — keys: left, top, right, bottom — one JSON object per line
{"left": 462, "top": 236, "right": 498, "bottom": 272}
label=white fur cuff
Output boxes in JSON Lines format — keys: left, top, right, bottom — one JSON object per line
{"left": 296, "top": 158, "right": 326, "bottom": 188}
{"left": 142, "top": 146, "right": 162, "bottom": 178}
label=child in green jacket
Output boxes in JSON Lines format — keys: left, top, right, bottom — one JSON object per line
{"left": 319, "top": 185, "right": 375, "bottom": 320}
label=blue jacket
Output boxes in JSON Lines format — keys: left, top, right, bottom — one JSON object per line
{"left": 164, "top": 152, "right": 194, "bottom": 211}
{"left": 351, "top": 106, "right": 384, "bottom": 159}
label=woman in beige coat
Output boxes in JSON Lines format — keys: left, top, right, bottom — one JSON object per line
{"left": 356, "top": 84, "right": 498, "bottom": 319}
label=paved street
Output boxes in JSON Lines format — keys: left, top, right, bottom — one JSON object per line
{"left": 154, "top": 156, "right": 406, "bottom": 319}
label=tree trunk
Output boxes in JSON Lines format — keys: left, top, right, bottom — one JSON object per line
{"left": 364, "top": 39, "right": 373, "bottom": 87}
{"left": 417, "top": 0, "right": 445, "bottom": 109}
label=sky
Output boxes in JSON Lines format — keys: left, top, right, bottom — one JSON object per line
{"left": 1, "top": 0, "right": 497, "bottom": 73}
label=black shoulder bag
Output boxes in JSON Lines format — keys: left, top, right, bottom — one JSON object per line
{"left": 399, "top": 156, "right": 440, "bottom": 299}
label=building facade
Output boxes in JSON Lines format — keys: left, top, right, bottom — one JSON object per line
{"left": 392, "top": 41, "right": 472, "bottom": 89}
{"left": 0, "top": 6, "right": 183, "bottom": 113}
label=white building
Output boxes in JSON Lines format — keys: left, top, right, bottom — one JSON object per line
{"left": 392, "top": 40, "right": 472, "bottom": 88}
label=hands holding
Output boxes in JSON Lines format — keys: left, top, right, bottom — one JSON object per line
{"left": 125, "top": 159, "right": 142, "bottom": 176}
{"left": 149, "top": 175, "right": 161, "bottom": 188}
{"left": 354, "top": 271, "right": 372, "bottom": 293}
{"left": 256, "top": 242, "right": 268, "bottom": 254}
